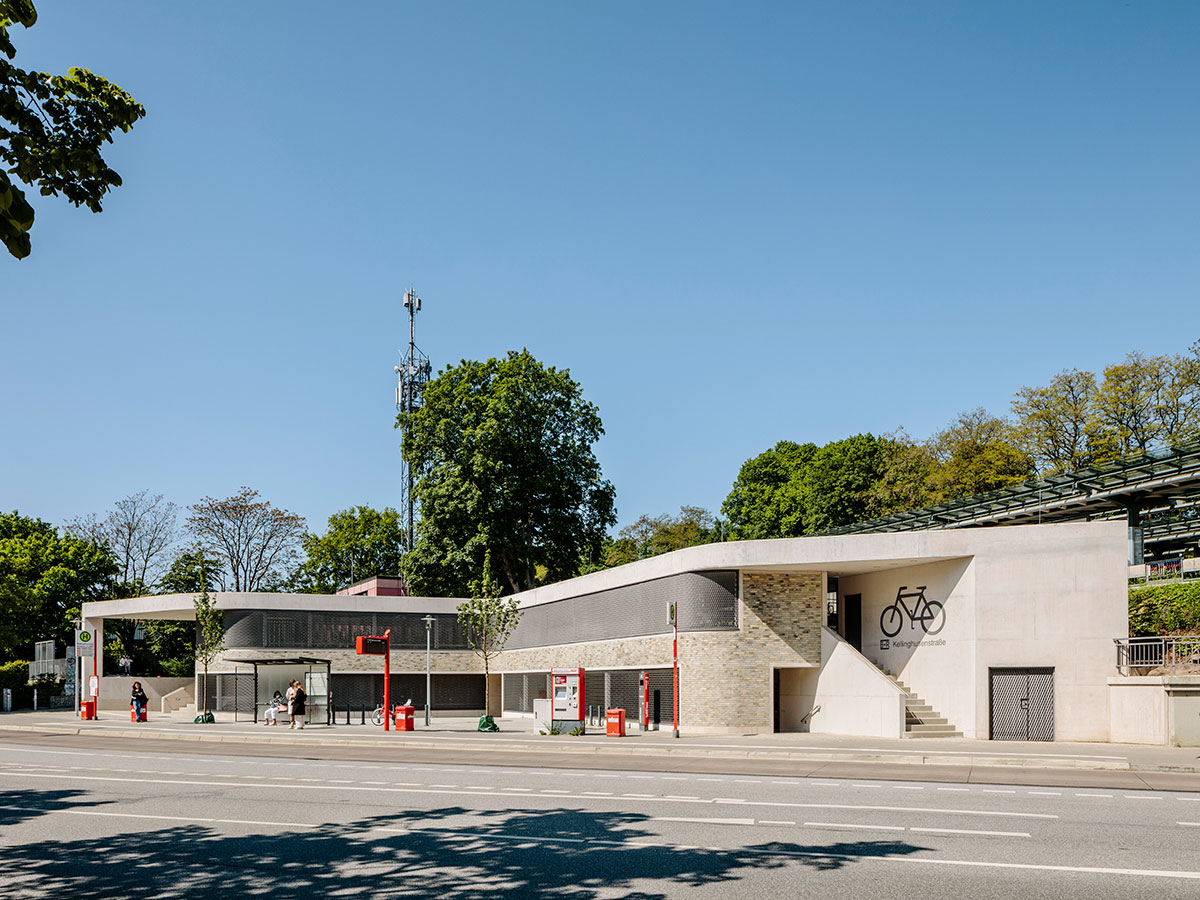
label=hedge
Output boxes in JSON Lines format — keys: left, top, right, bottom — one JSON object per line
{"left": 1128, "top": 582, "right": 1200, "bottom": 636}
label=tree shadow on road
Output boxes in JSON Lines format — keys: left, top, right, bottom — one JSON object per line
{"left": 2, "top": 790, "right": 930, "bottom": 898}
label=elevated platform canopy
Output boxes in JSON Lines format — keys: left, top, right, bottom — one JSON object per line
{"left": 823, "top": 440, "right": 1200, "bottom": 556}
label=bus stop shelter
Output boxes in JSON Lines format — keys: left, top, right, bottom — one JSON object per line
{"left": 228, "top": 657, "right": 332, "bottom": 724}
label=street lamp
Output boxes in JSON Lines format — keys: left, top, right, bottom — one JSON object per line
{"left": 421, "top": 615, "right": 435, "bottom": 726}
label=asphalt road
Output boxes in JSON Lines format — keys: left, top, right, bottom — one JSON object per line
{"left": 2, "top": 738, "right": 1199, "bottom": 899}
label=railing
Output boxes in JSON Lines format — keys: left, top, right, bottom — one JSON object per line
{"left": 28, "top": 658, "right": 71, "bottom": 680}
{"left": 1114, "top": 636, "right": 1200, "bottom": 675}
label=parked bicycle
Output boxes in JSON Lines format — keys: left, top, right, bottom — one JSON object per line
{"left": 371, "top": 705, "right": 386, "bottom": 726}
{"left": 879, "top": 585, "right": 945, "bottom": 637}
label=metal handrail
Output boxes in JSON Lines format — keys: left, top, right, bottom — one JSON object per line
{"left": 1114, "top": 635, "right": 1200, "bottom": 675}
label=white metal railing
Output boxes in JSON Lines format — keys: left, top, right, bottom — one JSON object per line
{"left": 28, "top": 658, "right": 71, "bottom": 681}
{"left": 1114, "top": 635, "right": 1200, "bottom": 675}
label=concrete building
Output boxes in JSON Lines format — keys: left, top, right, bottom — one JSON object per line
{"left": 81, "top": 521, "right": 1129, "bottom": 741}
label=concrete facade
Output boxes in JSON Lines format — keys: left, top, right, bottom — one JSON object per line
{"left": 81, "top": 521, "right": 1130, "bottom": 741}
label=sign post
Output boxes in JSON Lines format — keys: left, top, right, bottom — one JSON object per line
{"left": 76, "top": 628, "right": 96, "bottom": 719}
{"left": 355, "top": 631, "right": 392, "bottom": 730}
{"left": 668, "top": 602, "right": 679, "bottom": 739}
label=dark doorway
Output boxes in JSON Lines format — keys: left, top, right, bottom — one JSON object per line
{"left": 772, "top": 669, "right": 780, "bottom": 733}
{"left": 989, "top": 668, "right": 1055, "bottom": 741}
{"left": 844, "top": 594, "right": 862, "bottom": 652}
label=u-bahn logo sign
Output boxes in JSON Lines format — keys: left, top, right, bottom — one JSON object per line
{"left": 879, "top": 585, "right": 945, "bottom": 637}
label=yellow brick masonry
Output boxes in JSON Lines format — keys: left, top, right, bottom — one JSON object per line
{"left": 210, "top": 571, "right": 823, "bottom": 733}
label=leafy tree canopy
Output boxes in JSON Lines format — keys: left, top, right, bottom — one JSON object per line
{"left": 294, "top": 505, "right": 407, "bottom": 594}
{"left": 1, "top": 1, "right": 145, "bottom": 258}
{"left": 399, "top": 350, "right": 616, "bottom": 596}
{"left": 0, "top": 511, "right": 116, "bottom": 662}
{"left": 801, "top": 434, "right": 890, "bottom": 532}
{"left": 927, "top": 408, "right": 1034, "bottom": 501}
{"left": 721, "top": 441, "right": 816, "bottom": 539}
{"left": 158, "top": 547, "right": 224, "bottom": 595}
{"left": 605, "top": 506, "right": 724, "bottom": 568}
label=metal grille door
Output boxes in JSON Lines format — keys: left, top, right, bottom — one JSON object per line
{"left": 989, "top": 668, "right": 1054, "bottom": 741}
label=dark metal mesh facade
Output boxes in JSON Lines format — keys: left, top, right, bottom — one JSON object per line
{"left": 502, "top": 667, "right": 675, "bottom": 725}
{"left": 989, "top": 668, "right": 1055, "bottom": 741}
{"left": 222, "top": 610, "right": 468, "bottom": 651}
{"left": 505, "top": 571, "right": 738, "bottom": 651}
{"left": 329, "top": 673, "right": 485, "bottom": 711}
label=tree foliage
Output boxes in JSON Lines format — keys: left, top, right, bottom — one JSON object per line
{"left": 0, "top": 1, "right": 145, "bottom": 258}
{"left": 158, "top": 547, "right": 224, "bottom": 594}
{"left": 605, "top": 506, "right": 724, "bottom": 568}
{"left": 926, "top": 408, "right": 1034, "bottom": 501}
{"left": 721, "top": 441, "right": 815, "bottom": 539}
{"left": 399, "top": 350, "right": 616, "bottom": 596}
{"left": 1128, "top": 582, "right": 1200, "bottom": 637}
{"left": 295, "top": 505, "right": 406, "bottom": 594}
{"left": 65, "top": 490, "right": 178, "bottom": 593}
{"left": 1011, "top": 369, "right": 1099, "bottom": 474}
{"left": 186, "top": 488, "right": 306, "bottom": 592}
{"left": 0, "top": 511, "right": 116, "bottom": 663}
{"left": 193, "top": 582, "right": 223, "bottom": 716}
{"left": 801, "top": 434, "right": 890, "bottom": 532}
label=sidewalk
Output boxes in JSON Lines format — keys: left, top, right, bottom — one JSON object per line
{"left": 4, "top": 708, "right": 1199, "bottom": 776}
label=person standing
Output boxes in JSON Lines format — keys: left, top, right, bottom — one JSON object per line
{"left": 292, "top": 680, "right": 307, "bottom": 730}
{"left": 130, "top": 682, "right": 148, "bottom": 722}
{"left": 286, "top": 680, "right": 297, "bottom": 727}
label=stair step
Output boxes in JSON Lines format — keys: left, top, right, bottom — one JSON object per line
{"left": 906, "top": 716, "right": 949, "bottom": 726}
{"left": 905, "top": 724, "right": 963, "bottom": 737}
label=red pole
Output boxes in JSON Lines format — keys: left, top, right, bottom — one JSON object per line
{"left": 383, "top": 628, "right": 391, "bottom": 732}
{"left": 672, "top": 617, "right": 678, "bottom": 739}
{"left": 92, "top": 651, "right": 98, "bottom": 720}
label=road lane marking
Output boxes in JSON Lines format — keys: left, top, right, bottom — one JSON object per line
{"left": 654, "top": 816, "right": 755, "bottom": 826}
{"left": 982, "top": 790, "right": 1015, "bottom": 794}
{"left": 893, "top": 786, "right": 924, "bottom": 790}
{"left": 759, "top": 819, "right": 796, "bottom": 825}
{"left": 804, "top": 821, "right": 904, "bottom": 832}
{"left": 1075, "top": 793, "right": 1113, "bottom": 798}
{"left": 1123, "top": 795, "right": 1163, "bottom": 801}
{"left": 937, "top": 787, "right": 969, "bottom": 792}
{"left": 583, "top": 792, "right": 613, "bottom": 796}
{"left": 0, "top": 805, "right": 318, "bottom": 829}
{"left": 1178, "top": 822, "right": 1200, "bottom": 827}
{"left": 665, "top": 795, "right": 699, "bottom": 800}
{"left": 0, "top": 772, "right": 1058, "bottom": 818}
{"left": 1028, "top": 791, "right": 1061, "bottom": 796}
{"left": 851, "top": 783, "right": 879, "bottom": 788}
{"left": 911, "top": 827, "right": 1029, "bottom": 837}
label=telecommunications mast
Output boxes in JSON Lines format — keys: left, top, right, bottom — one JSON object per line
{"left": 395, "top": 287, "right": 432, "bottom": 554}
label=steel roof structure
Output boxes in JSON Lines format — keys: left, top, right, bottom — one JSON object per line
{"left": 823, "top": 440, "right": 1200, "bottom": 555}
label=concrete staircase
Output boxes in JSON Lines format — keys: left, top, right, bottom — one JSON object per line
{"left": 889, "top": 676, "right": 962, "bottom": 738}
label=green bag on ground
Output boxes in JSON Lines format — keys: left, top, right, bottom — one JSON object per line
{"left": 194, "top": 712, "right": 215, "bottom": 724}
{"left": 477, "top": 715, "right": 499, "bottom": 732}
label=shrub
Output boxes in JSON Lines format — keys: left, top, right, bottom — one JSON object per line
{"left": 1128, "top": 582, "right": 1200, "bottom": 636}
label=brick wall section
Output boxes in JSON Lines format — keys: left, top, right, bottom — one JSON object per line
{"left": 210, "top": 570, "right": 823, "bottom": 733}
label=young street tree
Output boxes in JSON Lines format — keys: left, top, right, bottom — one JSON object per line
{"left": 457, "top": 552, "right": 522, "bottom": 730}
{"left": 193, "top": 581, "right": 223, "bottom": 723}
{"left": 399, "top": 350, "right": 616, "bottom": 597}
{"left": 65, "top": 490, "right": 179, "bottom": 594}
{"left": 186, "top": 488, "right": 306, "bottom": 592}
{"left": 1, "top": 1, "right": 146, "bottom": 259}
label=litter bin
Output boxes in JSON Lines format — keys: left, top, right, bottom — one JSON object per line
{"left": 130, "top": 706, "right": 148, "bottom": 722}
{"left": 394, "top": 704, "right": 415, "bottom": 731}
{"left": 80, "top": 700, "right": 96, "bottom": 720}
{"left": 606, "top": 708, "right": 626, "bottom": 737}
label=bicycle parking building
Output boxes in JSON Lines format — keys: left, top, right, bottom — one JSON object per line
{"left": 82, "top": 521, "right": 1133, "bottom": 743}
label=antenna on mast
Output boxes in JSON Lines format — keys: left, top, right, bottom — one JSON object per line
{"left": 396, "top": 287, "right": 432, "bottom": 560}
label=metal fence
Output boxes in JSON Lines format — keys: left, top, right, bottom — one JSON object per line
{"left": 1114, "top": 635, "right": 1200, "bottom": 674}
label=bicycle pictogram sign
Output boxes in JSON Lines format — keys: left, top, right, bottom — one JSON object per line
{"left": 879, "top": 585, "right": 945, "bottom": 638}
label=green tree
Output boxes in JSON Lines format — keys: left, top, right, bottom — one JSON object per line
{"left": 927, "top": 409, "right": 1034, "bottom": 501}
{"left": 295, "top": 505, "right": 407, "bottom": 594}
{"left": 0, "top": 511, "right": 116, "bottom": 662}
{"left": 867, "top": 431, "right": 938, "bottom": 517}
{"left": 158, "top": 547, "right": 224, "bottom": 594}
{"left": 721, "top": 441, "right": 816, "bottom": 539}
{"left": 605, "top": 506, "right": 724, "bottom": 568}
{"left": 800, "top": 433, "right": 890, "bottom": 532}
{"left": 1, "top": 1, "right": 145, "bottom": 259}
{"left": 457, "top": 551, "right": 522, "bottom": 729}
{"left": 1093, "top": 352, "right": 1169, "bottom": 458}
{"left": 399, "top": 350, "right": 616, "bottom": 596}
{"left": 1011, "top": 369, "right": 1099, "bottom": 474}
{"left": 193, "top": 581, "right": 223, "bottom": 721}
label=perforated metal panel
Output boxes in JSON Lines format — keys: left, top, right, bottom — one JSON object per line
{"left": 505, "top": 571, "right": 738, "bottom": 651}
{"left": 990, "top": 668, "right": 1054, "bottom": 741}
{"left": 503, "top": 668, "right": 674, "bottom": 724}
{"left": 221, "top": 610, "right": 469, "bottom": 651}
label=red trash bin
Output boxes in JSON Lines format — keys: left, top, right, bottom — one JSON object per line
{"left": 606, "top": 708, "right": 626, "bottom": 737}
{"left": 394, "top": 704, "right": 415, "bottom": 731}
{"left": 80, "top": 700, "right": 96, "bottom": 720}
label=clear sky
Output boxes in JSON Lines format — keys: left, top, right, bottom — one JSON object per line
{"left": 3, "top": 1, "right": 1198, "bottom": 537}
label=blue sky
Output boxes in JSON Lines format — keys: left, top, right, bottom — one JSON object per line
{"left": 3, "top": 1, "right": 1198, "bottom": 536}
